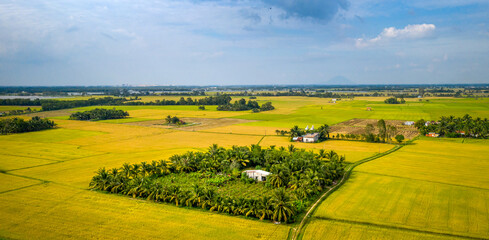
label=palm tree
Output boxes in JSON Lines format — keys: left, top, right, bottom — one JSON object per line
{"left": 89, "top": 167, "right": 112, "bottom": 191}
{"left": 257, "top": 196, "right": 273, "bottom": 220}
{"left": 289, "top": 126, "right": 303, "bottom": 138}
{"left": 318, "top": 124, "right": 330, "bottom": 140}
{"left": 271, "top": 188, "right": 296, "bottom": 222}
{"left": 200, "top": 188, "right": 216, "bottom": 210}
{"left": 166, "top": 185, "right": 182, "bottom": 206}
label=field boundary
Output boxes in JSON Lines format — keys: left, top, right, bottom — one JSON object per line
{"left": 356, "top": 170, "right": 489, "bottom": 191}
{"left": 292, "top": 137, "right": 417, "bottom": 240}
{"left": 313, "top": 216, "right": 489, "bottom": 240}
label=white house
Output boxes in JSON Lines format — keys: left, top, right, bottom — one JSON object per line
{"left": 244, "top": 170, "right": 271, "bottom": 182}
{"left": 332, "top": 99, "right": 337, "bottom": 103}
{"left": 303, "top": 133, "right": 319, "bottom": 143}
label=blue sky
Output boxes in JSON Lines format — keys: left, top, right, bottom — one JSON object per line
{"left": 0, "top": 0, "right": 488, "bottom": 86}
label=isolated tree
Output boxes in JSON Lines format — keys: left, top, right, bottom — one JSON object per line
{"left": 377, "top": 119, "right": 387, "bottom": 142}
{"left": 395, "top": 134, "right": 405, "bottom": 143}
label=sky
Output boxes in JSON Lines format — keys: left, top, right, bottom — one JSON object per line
{"left": 0, "top": 0, "right": 488, "bottom": 86}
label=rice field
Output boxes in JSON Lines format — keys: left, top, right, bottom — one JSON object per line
{"left": 2, "top": 96, "right": 489, "bottom": 239}
{"left": 0, "top": 119, "right": 290, "bottom": 239}
{"left": 305, "top": 137, "right": 489, "bottom": 240}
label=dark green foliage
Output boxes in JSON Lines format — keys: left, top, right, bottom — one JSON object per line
{"left": 69, "top": 108, "right": 129, "bottom": 121}
{"left": 90, "top": 144, "right": 345, "bottom": 223}
{"left": 395, "top": 134, "right": 405, "bottom": 143}
{"left": 415, "top": 114, "right": 489, "bottom": 138}
{"left": 0, "top": 116, "right": 56, "bottom": 134}
{"left": 217, "top": 99, "right": 274, "bottom": 112}
{"left": 165, "top": 115, "right": 184, "bottom": 125}
{"left": 41, "top": 97, "right": 127, "bottom": 111}
{"left": 124, "top": 95, "right": 232, "bottom": 106}
{"left": 384, "top": 97, "right": 405, "bottom": 104}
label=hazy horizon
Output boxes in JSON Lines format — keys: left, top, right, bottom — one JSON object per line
{"left": 1, "top": 0, "right": 488, "bottom": 86}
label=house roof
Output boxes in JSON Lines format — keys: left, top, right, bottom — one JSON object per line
{"left": 303, "top": 133, "right": 319, "bottom": 138}
{"left": 244, "top": 170, "right": 271, "bottom": 176}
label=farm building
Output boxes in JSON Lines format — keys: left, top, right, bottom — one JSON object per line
{"left": 404, "top": 121, "right": 415, "bottom": 126}
{"left": 366, "top": 107, "right": 372, "bottom": 111}
{"left": 292, "top": 136, "right": 303, "bottom": 142}
{"left": 426, "top": 132, "right": 440, "bottom": 137}
{"left": 332, "top": 99, "right": 337, "bottom": 103}
{"left": 303, "top": 133, "right": 319, "bottom": 143}
{"left": 243, "top": 170, "right": 270, "bottom": 182}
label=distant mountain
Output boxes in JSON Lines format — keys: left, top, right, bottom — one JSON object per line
{"left": 322, "top": 76, "right": 356, "bottom": 85}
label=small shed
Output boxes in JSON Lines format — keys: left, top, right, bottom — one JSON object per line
{"left": 426, "top": 132, "right": 439, "bottom": 138}
{"left": 244, "top": 170, "right": 271, "bottom": 182}
{"left": 303, "top": 133, "right": 319, "bottom": 143}
{"left": 366, "top": 107, "right": 372, "bottom": 111}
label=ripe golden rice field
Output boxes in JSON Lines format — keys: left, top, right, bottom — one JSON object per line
{"left": 307, "top": 137, "right": 489, "bottom": 240}
{"left": 0, "top": 121, "right": 290, "bottom": 239}
{"left": 2, "top": 96, "right": 489, "bottom": 239}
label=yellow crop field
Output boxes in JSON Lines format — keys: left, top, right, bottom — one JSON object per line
{"left": 2, "top": 96, "right": 489, "bottom": 239}
{"left": 307, "top": 138, "right": 489, "bottom": 240}
{"left": 356, "top": 137, "right": 489, "bottom": 188}
{"left": 0, "top": 106, "right": 42, "bottom": 111}
{"left": 0, "top": 155, "right": 57, "bottom": 171}
{"left": 205, "top": 124, "right": 289, "bottom": 136}
{"left": 82, "top": 131, "right": 262, "bottom": 153}
{"left": 259, "top": 136, "right": 393, "bottom": 162}
{"left": 0, "top": 119, "right": 290, "bottom": 239}
{"left": 303, "top": 219, "right": 462, "bottom": 240}
{"left": 0, "top": 174, "right": 41, "bottom": 193}
{"left": 312, "top": 172, "right": 489, "bottom": 239}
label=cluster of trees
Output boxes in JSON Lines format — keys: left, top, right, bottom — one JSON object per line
{"left": 415, "top": 114, "right": 489, "bottom": 138}
{"left": 165, "top": 115, "right": 185, "bottom": 125}
{"left": 69, "top": 108, "right": 129, "bottom": 121}
{"left": 0, "top": 116, "right": 56, "bottom": 134}
{"left": 364, "top": 119, "right": 402, "bottom": 143}
{"left": 90, "top": 144, "right": 345, "bottom": 223}
{"left": 384, "top": 97, "right": 406, "bottom": 104}
{"left": 217, "top": 99, "right": 274, "bottom": 112}
{"left": 288, "top": 124, "right": 330, "bottom": 141}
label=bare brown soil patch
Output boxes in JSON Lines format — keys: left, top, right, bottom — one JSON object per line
{"left": 330, "top": 118, "right": 419, "bottom": 139}
{"left": 124, "top": 117, "right": 256, "bottom": 131}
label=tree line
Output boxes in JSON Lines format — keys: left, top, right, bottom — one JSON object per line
{"left": 90, "top": 144, "right": 345, "bottom": 223}
{"left": 69, "top": 108, "right": 129, "bottom": 121}
{"left": 0, "top": 95, "right": 235, "bottom": 111}
{"left": 415, "top": 114, "right": 489, "bottom": 138}
{"left": 217, "top": 99, "right": 275, "bottom": 112}
{"left": 0, "top": 116, "right": 56, "bottom": 134}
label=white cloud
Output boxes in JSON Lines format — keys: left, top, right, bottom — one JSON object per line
{"left": 356, "top": 24, "right": 436, "bottom": 48}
